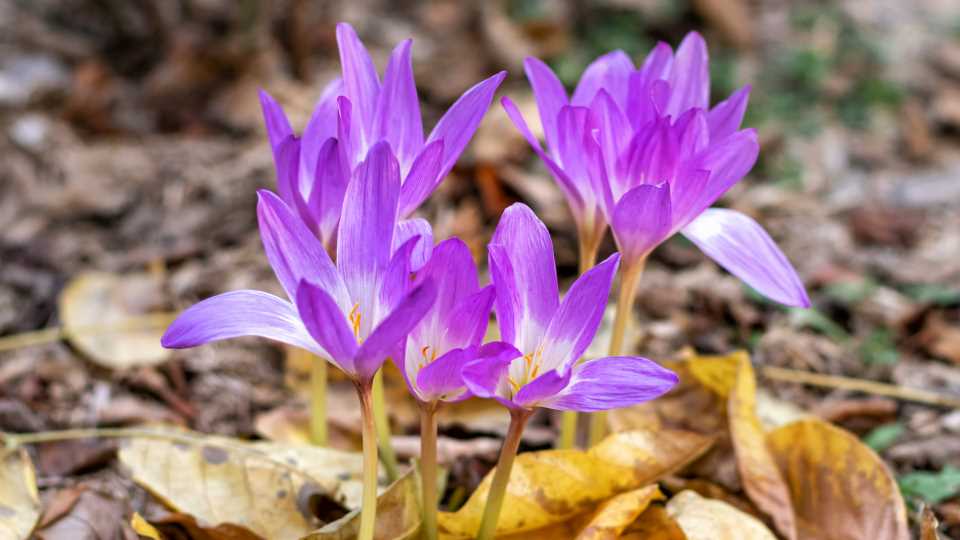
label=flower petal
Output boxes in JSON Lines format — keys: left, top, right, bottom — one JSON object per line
{"left": 306, "top": 137, "right": 350, "bottom": 247}
{"left": 571, "top": 50, "right": 634, "bottom": 110}
{"left": 301, "top": 78, "right": 344, "bottom": 185}
{"left": 442, "top": 285, "right": 495, "bottom": 350}
{"left": 393, "top": 218, "right": 434, "bottom": 271}
{"left": 514, "top": 369, "right": 571, "bottom": 408}
{"left": 540, "top": 356, "right": 678, "bottom": 411}
{"left": 611, "top": 184, "right": 673, "bottom": 263}
{"left": 374, "top": 39, "right": 424, "bottom": 170}
{"left": 355, "top": 280, "right": 437, "bottom": 380}
{"left": 258, "top": 89, "right": 293, "bottom": 152}
{"left": 427, "top": 71, "right": 507, "bottom": 181}
{"left": 708, "top": 85, "right": 751, "bottom": 141}
{"left": 416, "top": 346, "right": 477, "bottom": 402}
{"left": 523, "top": 56, "right": 568, "bottom": 155}
{"left": 380, "top": 235, "right": 419, "bottom": 314}
{"left": 273, "top": 135, "right": 303, "bottom": 212}
{"left": 666, "top": 31, "right": 710, "bottom": 116}
{"left": 336, "top": 22, "right": 380, "bottom": 144}
{"left": 490, "top": 203, "right": 559, "bottom": 352}
{"left": 682, "top": 208, "right": 810, "bottom": 307}
{"left": 461, "top": 342, "right": 522, "bottom": 403}
{"left": 538, "top": 253, "right": 620, "bottom": 374}
{"left": 257, "top": 190, "right": 348, "bottom": 306}
{"left": 337, "top": 141, "right": 401, "bottom": 311}
{"left": 161, "top": 290, "right": 323, "bottom": 356}
{"left": 295, "top": 281, "right": 359, "bottom": 374}
{"left": 415, "top": 238, "right": 480, "bottom": 325}
{"left": 397, "top": 139, "right": 444, "bottom": 218}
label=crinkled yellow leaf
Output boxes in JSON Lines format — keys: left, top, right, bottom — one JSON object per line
{"left": 728, "top": 353, "right": 796, "bottom": 540}
{"left": 119, "top": 430, "right": 364, "bottom": 539}
{"left": 688, "top": 351, "right": 743, "bottom": 398}
{"left": 0, "top": 449, "right": 40, "bottom": 540}
{"left": 767, "top": 419, "right": 910, "bottom": 540}
{"left": 623, "top": 505, "right": 686, "bottom": 539}
{"left": 666, "top": 490, "right": 776, "bottom": 540}
{"left": 575, "top": 485, "right": 663, "bottom": 540}
{"left": 437, "top": 429, "right": 712, "bottom": 538}
{"left": 301, "top": 469, "right": 420, "bottom": 540}
{"left": 130, "top": 512, "right": 161, "bottom": 539}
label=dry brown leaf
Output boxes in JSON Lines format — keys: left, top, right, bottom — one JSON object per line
{"left": 59, "top": 272, "right": 171, "bottom": 369}
{"left": 437, "top": 429, "right": 711, "bottom": 538}
{"left": 301, "top": 469, "right": 420, "bottom": 540}
{"left": 0, "top": 448, "right": 40, "bottom": 540}
{"left": 623, "top": 505, "right": 686, "bottom": 539}
{"left": 728, "top": 353, "right": 796, "bottom": 540}
{"left": 921, "top": 506, "right": 941, "bottom": 540}
{"left": 119, "top": 430, "right": 364, "bottom": 538}
{"left": 575, "top": 485, "right": 663, "bottom": 540}
{"left": 666, "top": 490, "right": 777, "bottom": 540}
{"left": 767, "top": 419, "right": 910, "bottom": 540}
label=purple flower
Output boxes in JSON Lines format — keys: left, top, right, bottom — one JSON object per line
{"left": 259, "top": 22, "right": 506, "bottom": 249}
{"left": 502, "top": 33, "right": 809, "bottom": 307}
{"left": 397, "top": 238, "right": 496, "bottom": 403}
{"left": 461, "top": 204, "right": 677, "bottom": 411}
{"left": 161, "top": 142, "right": 436, "bottom": 383}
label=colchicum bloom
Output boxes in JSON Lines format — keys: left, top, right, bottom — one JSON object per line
{"left": 259, "top": 22, "right": 506, "bottom": 251}
{"left": 161, "top": 141, "right": 436, "bottom": 385}
{"left": 398, "top": 238, "right": 496, "bottom": 404}
{"left": 462, "top": 203, "right": 678, "bottom": 411}
{"left": 502, "top": 32, "right": 808, "bottom": 307}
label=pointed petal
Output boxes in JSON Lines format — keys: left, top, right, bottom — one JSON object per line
{"left": 538, "top": 253, "right": 620, "bottom": 374}
{"left": 415, "top": 238, "right": 480, "bottom": 324}
{"left": 708, "top": 85, "right": 751, "bottom": 141}
{"left": 336, "top": 23, "right": 380, "bottom": 141}
{"left": 611, "top": 184, "right": 673, "bottom": 263}
{"left": 295, "top": 281, "right": 359, "bottom": 374}
{"left": 301, "top": 78, "right": 344, "bottom": 188}
{"left": 258, "top": 89, "right": 293, "bottom": 151}
{"left": 427, "top": 71, "right": 507, "bottom": 180}
{"left": 556, "top": 105, "right": 591, "bottom": 181}
{"left": 416, "top": 346, "right": 476, "bottom": 401}
{"left": 627, "top": 43, "right": 673, "bottom": 130}
{"left": 393, "top": 218, "right": 434, "bottom": 271}
{"left": 588, "top": 90, "right": 630, "bottom": 186}
{"left": 355, "top": 281, "right": 437, "bottom": 380}
{"left": 374, "top": 39, "right": 424, "bottom": 169}
{"left": 397, "top": 139, "right": 444, "bottom": 217}
{"left": 514, "top": 369, "right": 571, "bottom": 408}
{"left": 336, "top": 96, "right": 360, "bottom": 168}
{"left": 571, "top": 50, "right": 635, "bottom": 109}
{"left": 682, "top": 208, "right": 810, "bottom": 307}
{"left": 666, "top": 32, "right": 710, "bottom": 116}
{"left": 307, "top": 137, "right": 350, "bottom": 246}
{"left": 337, "top": 141, "right": 401, "bottom": 308}
{"left": 675, "top": 108, "right": 710, "bottom": 161}
{"left": 461, "top": 342, "right": 522, "bottom": 402}
{"left": 523, "top": 56, "right": 568, "bottom": 154}
{"left": 273, "top": 135, "right": 303, "bottom": 211}
{"left": 490, "top": 203, "right": 559, "bottom": 352}
{"left": 257, "top": 190, "right": 348, "bottom": 306}
{"left": 161, "top": 290, "right": 324, "bottom": 356}
{"left": 380, "top": 235, "right": 419, "bottom": 314}
{"left": 442, "top": 285, "right": 495, "bottom": 350}
{"left": 540, "top": 356, "right": 678, "bottom": 411}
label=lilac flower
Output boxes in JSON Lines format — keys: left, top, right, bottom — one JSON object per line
{"left": 461, "top": 203, "right": 677, "bottom": 411}
{"left": 397, "top": 238, "right": 496, "bottom": 404}
{"left": 161, "top": 142, "right": 436, "bottom": 383}
{"left": 259, "top": 22, "right": 506, "bottom": 249}
{"left": 502, "top": 33, "right": 809, "bottom": 307}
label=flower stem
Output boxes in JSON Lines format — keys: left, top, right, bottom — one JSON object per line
{"left": 558, "top": 233, "right": 601, "bottom": 450}
{"left": 310, "top": 357, "right": 328, "bottom": 446}
{"left": 476, "top": 409, "right": 531, "bottom": 540}
{"left": 357, "top": 380, "right": 379, "bottom": 540}
{"left": 419, "top": 403, "right": 440, "bottom": 540}
{"left": 588, "top": 257, "right": 646, "bottom": 446}
{"left": 371, "top": 369, "right": 399, "bottom": 482}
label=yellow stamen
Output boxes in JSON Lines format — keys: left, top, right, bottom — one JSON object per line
{"left": 348, "top": 303, "right": 362, "bottom": 339}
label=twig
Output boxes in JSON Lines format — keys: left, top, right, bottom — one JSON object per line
{"left": 760, "top": 366, "right": 960, "bottom": 409}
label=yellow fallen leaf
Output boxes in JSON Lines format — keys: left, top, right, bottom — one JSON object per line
{"left": 575, "top": 485, "right": 663, "bottom": 540}
{"left": 921, "top": 505, "right": 941, "bottom": 540}
{"left": 0, "top": 448, "right": 40, "bottom": 540}
{"left": 59, "top": 272, "right": 172, "bottom": 369}
{"left": 301, "top": 469, "right": 420, "bottom": 540}
{"left": 688, "top": 351, "right": 743, "bottom": 398}
{"left": 119, "top": 429, "right": 365, "bottom": 538}
{"left": 623, "top": 505, "right": 686, "bottom": 539}
{"left": 437, "top": 428, "right": 712, "bottom": 538}
{"left": 767, "top": 419, "right": 910, "bottom": 540}
{"left": 130, "top": 512, "right": 161, "bottom": 539}
{"left": 666, "top": 490, "right": 777, "bottom": 540}
{"left": 728, "top": 353, "right": 796, "bottom": 540}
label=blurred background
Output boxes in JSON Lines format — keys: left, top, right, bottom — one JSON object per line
{"left": 2, "top": 0, "right": 960, "bottom": 535}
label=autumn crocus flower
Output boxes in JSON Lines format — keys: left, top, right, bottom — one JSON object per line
{"left": 461, "top": 203, "right": 677, "bottom": 540}
{"left": 259, "top": 22, "right": 506, "bottom": 250}
{"left": 161, "top": 141, "right": 436, "bottom": 540}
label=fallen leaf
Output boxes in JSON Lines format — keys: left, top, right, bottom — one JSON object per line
{"left": 301, "top": 469, "right": 420, "bottom": 540}
{"left": 437, "top": 429, "right": 711, "bottom": 538}
{"left": 0, "top": 448, "right": 40, "bottom": 540}
{"left": 119, "top": 429, "right": 364, "bottom": 538}
{"left": 623, "top": 505, "right": 686, "bottom": 539}
{"left": 728, "top": 353, "right": 796, "bottom": 540}
{"left": 575, "top": 485, "right": 663, "bottom": 540}
{"left": 921, "top": 505, "right": 941, "bottom": 540}
{"left": 59, "top": 272, "right": 172, "bottom": 369}
{"left": 130, "top": 513, "right": 161, "bottom": 540}
{"left": 767, "top": 419, "right": 910, "bottom": 540}
{"left": 666, "top": 490, "right": 777, "bottom": 540}
{"left": 688, "top": 351, "right": 741, "bottom": 398}
{"left": 34, "top": 488, "right": 135, "bottom": 540}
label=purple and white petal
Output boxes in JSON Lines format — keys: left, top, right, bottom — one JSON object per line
{"left": 336, "top": 23, "right": 380, "bottom": 144}
{"left": 397, "top": 139, "right": 444, "bottom": 218}
{"left": 610, "top": 184, "right": 673, "bottom": 263}
{"left": 539, "top": 356, "right": 678, "bottom": 412}
{"left": 307, "top": 137, "right": 350, "bottom": 247}
{"left": 416, "top": 346, "right": 477, "bottom": 402}
{"left": 707, "top": 85, "right": 750, "bottom": 141}
{"left": 571, "top": 50, "right": 634, "bottom": 110}
{"left": 379, "top": 235, "right": 419, "bottom": 314}
{"left": 441, "top": 285, "right": 495, "bottom": 350}
{"left": 461, "top": 342, "right": 522, "bottom": 404}
{"left": 300, "top": 78, "right": 344, "bottom": 185}
{"left": 523, "top": 57, "right": 568, "bottom": 156}
{"left": 355, "top": 281, "right": 437, "bottom": 381}
{"left": 273, "top": 136, "right": 303, "bottom": 212}
{"left": 258, "top": 90, "right": 293, "bottom": 152}
{"left": 513, "top": 369, "right": 571, "bottom": 408}
{"left": 393, "top": 218, "right": 434, "bottom": 271}
{"left": 374, "top": 39, "right": 424, "bottom": 171}
{"left": 666, "top": 32, "right": 710, "bottom": 116}
{"left": 682, "top": 208, "right": 810, "bottom": 307}
{"left": 295, "top": 281, "right": 360, "bottom": 374}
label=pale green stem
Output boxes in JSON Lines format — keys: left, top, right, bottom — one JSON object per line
{"left": 371, "top": 369, "right": 399, "bottom": 482}
{"left": 588, "top": 257, "right": 646, "bottom": 447}
{"left": 476, "top": 409, "right": 531, "bottom": 540}
{"left": 357, "top": 381, "right": 379, "bottom": 540}
{"left": 310, "top": 357, "right": 328, "bottom": 446}
{"left": 419, "top": 402, "right": 439, "bottom": 540}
